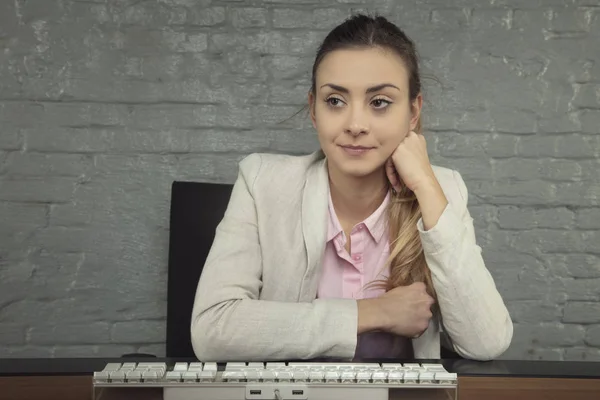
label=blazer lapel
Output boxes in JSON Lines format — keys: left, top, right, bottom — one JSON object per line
{"left": 298, "top": 151, "right": 329, "bottom": 301}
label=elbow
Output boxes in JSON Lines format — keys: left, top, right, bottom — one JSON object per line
{"left": 456, "top": 316, "right": 514, "bottom": 361}
{"left": 190, "top": 301, "right": 242, "bottom": 362}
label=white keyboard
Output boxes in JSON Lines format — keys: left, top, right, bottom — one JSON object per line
{"left": 93, "top": 361, "right": 457, "bottom": 400}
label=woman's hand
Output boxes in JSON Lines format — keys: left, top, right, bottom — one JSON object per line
{"left": 357, "top": 282, "right": 435, "bottom": 338}
{"left": 386, "top": 131, "right": 437, "bottom": 194}
{"left": 386, "top": 131, "right": 448, "bottom": 230}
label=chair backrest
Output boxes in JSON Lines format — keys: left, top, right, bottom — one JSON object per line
{"left": 166, "top": 181, "right": 233, "bottom": 358}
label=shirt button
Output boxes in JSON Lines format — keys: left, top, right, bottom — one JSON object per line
{"left": 353, "top": 255, "right": 362, "bottom": 261}
{"left": 357, "top": 225, "right": 363, "bottom": 231}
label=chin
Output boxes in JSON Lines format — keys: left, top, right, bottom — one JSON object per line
{"left": 334, "top": 159, "right": 382, "bottom": 178}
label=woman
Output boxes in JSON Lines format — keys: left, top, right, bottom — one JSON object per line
{"left": 190, "top": 13, "right": 513, "bottom": 362}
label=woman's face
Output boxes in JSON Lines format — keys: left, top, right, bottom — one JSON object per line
{"left": 309, "top": 46, "right": 421, "bottom": 179}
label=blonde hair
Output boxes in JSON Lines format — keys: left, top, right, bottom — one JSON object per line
{"left": 369, "top": 120, "right": 437, "bottom": 302}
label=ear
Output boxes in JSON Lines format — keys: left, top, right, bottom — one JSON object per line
{"left": 308, "top": 90, "right": 317, "bottom": 129}
{"left": 410, "top": 93, "right": 423, "bottom": 131}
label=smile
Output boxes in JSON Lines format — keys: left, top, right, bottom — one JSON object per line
{"left": 339, "top": 145, "right": 375, "bottom": 156}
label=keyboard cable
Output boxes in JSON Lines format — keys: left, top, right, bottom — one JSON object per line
{"left": 274, "top": 388, "right": 282, "bottom": 400}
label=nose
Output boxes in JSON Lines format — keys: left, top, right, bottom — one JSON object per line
{"left": 344, "top": 106, "right": 370, "bottom": 136}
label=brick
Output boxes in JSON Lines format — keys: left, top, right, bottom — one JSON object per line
{"left": 577, "top": 209, "right": 600, "bottom": 229}
{"left": 137, "top": 344, "right": 165, "bottom": 356}
{"left": 555, "top": 135, "right": 600, "bottom": 159}
{"left": 579, "top": 110, "right": 600, "bottom": 134}
{"left": 492, "top": 109, "right": 537, "bottom": 134}
{"left": 517, "top": 135, "right": 557, "bottom": 157}
{"left": 468, "top": 205, "right": 497, "bottom": 230}
{"left": 430, "top": 8, "right": 470, "bottom": 29}
{"left": 268, "top": 55, "right": 311, "bottom": 80}
{"left": 562, "top": 278, "right": 600, "bottom": 301}
{"left": 0, "top": 178, "right": 76, "bottom": 203}
{"left": 273, "top": 8, "right": 349, "bottom": 30}
{"left": 474, "top": 180, "right": 554, "bottom": 206}
{"left": 0, "top": 203, "right": 47, "bottom": 226}
{"left": 563, "top": 302, "right": 600, "bottom": 323}
{"left": 30, "top": 322, "right": 111, "bottom": 345}
{"left": 0, "top": 346, "right": 53, "bottom": 358}
{"left": 111, "top": 320, "right": 164, "bottom": 343}
{"left": 5, "top": 153, "right": 93, "bottom": 177}
{"left": 471, "top": 8, "right": 512, "bottom": 30}
{"left": 184, "top": 7, "right": 226, "bottom": 26}
{"left": 497, "top": 206, "right": 535, "bottom": 229}
{"left": 455, "top": 109, "right": 495, "bottom": 132}
{"left": 549, "top": 8, "right": 589, "bottom": 32}
{"left": 435, "top": 132, "right": 488, "bottom": 158}
{"left": 586, "top": 325, "right": 600, "bottom": 347}
{"left": 554, "top": 182, "right": 600, "bottom": 206}
{"left": 516, "top": 229, "right": 588, "bottom": 254}
{"left": 231, "top": 8, "right": 268, "bottom": 28}
{"left": 433, "top": 157, "right": 493, "bottom": 183}
{"left": 539, "top": 159, "right": 582, "bottom": 181}
{"left": 0, "top": 129, "right": 23, "bottom": 150}
{"left": 269, "top": 82, "right": 310, "bottom": 105}
{"left": 494, "top": 159, "right": 540, "bottom": 180}
{"left": 573, "top": 83, "right": 600, "bottom": 109}
{"left": 535, "top": 207, "right": 574, "bottom": 229}
{"left": 564, "top": 347, "right": 600, "bottom": 361}
{"left": 484, "top": 134, "right": 517, "bottom": 158}
{"left": 537, "top": 323, "right": 586, "bottom": 347}
{"left": 210, "top": 31, "right": 321, "bottom": 55}
{"left": 2, "top": 324, "right": 26, "bottom": 345}
{"left": 507, "top": 301, "right": 562, "bottom": 324}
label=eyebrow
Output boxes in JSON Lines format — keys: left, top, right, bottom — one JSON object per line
{"left": 319, "top": 83, "right": 401, "bottom": 94}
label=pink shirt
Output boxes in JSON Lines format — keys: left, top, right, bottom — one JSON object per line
{"left": 318, "top": 190, "right": 413, "bottom": 359}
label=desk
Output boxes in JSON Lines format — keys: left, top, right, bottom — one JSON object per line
{"left": 1, "top": 358, "right": 599, "bottom": 400}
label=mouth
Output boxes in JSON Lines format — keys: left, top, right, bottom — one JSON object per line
{"left": 339, "top": 145, "right": 375, "bottom": 156}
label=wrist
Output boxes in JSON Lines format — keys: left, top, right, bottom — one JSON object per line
{"left": 357, "top": 298, "right": 387, "bottom": 334}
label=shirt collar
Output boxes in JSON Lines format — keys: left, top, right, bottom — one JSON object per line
{"left": 326, "top": 188, "right": 390, "bottom": 244}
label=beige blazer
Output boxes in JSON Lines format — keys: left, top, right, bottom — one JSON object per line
{"left": 190, "top": 150, "right": 513, "bottom": 362}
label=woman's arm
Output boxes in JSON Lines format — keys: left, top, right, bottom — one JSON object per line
{"left": 190, "top": 154, "right": 360, "bottom": 362}
{"left": 415, "top": 169, "right": 513, "bottom": 361}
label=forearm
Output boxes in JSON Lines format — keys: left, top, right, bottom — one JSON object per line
{"left": 191, "top": 298, "right": 358, "bottom": 362}
{"left": 357, "top": 298, "right": 385, "bottom": 334}
{"left": 413, "top": 178, "right": 448, "bottom": 231}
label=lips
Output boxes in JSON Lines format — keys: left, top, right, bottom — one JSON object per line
{"left": 339, "top": 145, "right": 375, "bottom": 156}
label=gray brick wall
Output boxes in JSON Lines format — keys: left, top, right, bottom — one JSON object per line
{"left": 0, "top": 0, "right": 598, "bottom": 361}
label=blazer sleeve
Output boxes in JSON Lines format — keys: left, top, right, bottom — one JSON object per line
{"left": 190, "top": 154, "right": 358, "bottom": 362}
{"left": 417, "top": 169, "right": 513, "bottom": 361}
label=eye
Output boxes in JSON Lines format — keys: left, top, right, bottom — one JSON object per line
{"left": 325, "top": 96, "right": 345, "bottom": 108}
{"left": 372, "top": 98, "right": 392, "bottom": 109}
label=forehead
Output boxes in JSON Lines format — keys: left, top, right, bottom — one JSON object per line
{"left": 315, "top": 47, "right": 409, "bottom": 90}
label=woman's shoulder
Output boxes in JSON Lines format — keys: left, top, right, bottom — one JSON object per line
{"left": 238, "top": 150, "right": 325, "bottom": 190}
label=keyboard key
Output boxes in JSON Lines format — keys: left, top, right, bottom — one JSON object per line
{"left": 356, "top": 371, "right": 371, "bottom": 383}
{"left": 404, "top": 371, "right": 419, "bottom": 384}
{"left": 340, "top": 371, "right": 355, "bottom": 383}
{"left": 293, "top": 371, "right": 308, "bottom": 382}
{"left": 199, "top": 370, "right": 216, "bottom": 382}
{"left": 226, "top": 362, "right": 247, "bottom": 370}
{"left": 419, "top": 371, "right": 435, "bottom": 383}
{"left": 388, "top": 371, "right": 403, "bottom": 383}
{"left": 201, "top": 362, "right": 216, "bottom": 371}
{"left": 103, "top": 363, "right": 122, "bottom": 371}
{"left": 248, "top": 362, "right": 264, "bottom": 369}
{"left": 126, "top": 371, "right": 142, "bottom": 382}
{"left": 182, "top": 371, "right": 198, "bottom": 382}
{"left": 261, "top": 370, "right": 276, "bottom": 382}
{"left": 174, "top": 362, "right": 189, "bottom": 372}
{"left": 278, "top": 371, "right": 293, "bottom": 382}
{"left": 93, "top": 371, "right": 110, "bottom": 382}
{"left": 308, "top": 371, "right": 324, "bottom": 382}
{"left": 166, "top": 371, "right": 182, "bottom": 382}
{"left": 142, "top": 370, "right": 159, "bottom": 382}
{"left": 372, "top": 371, "right": 387, "bottom": 383}
{"left": 109, "top": 370, "right": 126, "bottom": 382}
{"left": 435, "top": 372, "right": 457, "bottom": 384}
{"left": 245, "top": 370, "right": 261, "bottom": 382}
{"left": 324, "top": 371, "right": 340, "bottom": 383}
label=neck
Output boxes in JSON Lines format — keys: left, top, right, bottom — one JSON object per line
{"left": 328, "top": 164, "right": 389, "bottom": 226}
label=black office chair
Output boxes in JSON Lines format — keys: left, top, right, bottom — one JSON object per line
{"left": 164, "top": 180, "right": 462, "bottom": 359}
{"left": 166, "top": 181, "right": 233, "bottom": 358}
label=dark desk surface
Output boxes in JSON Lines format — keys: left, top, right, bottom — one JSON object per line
{"left": 0, "top": 357, "right": 599, "bottom": 379}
